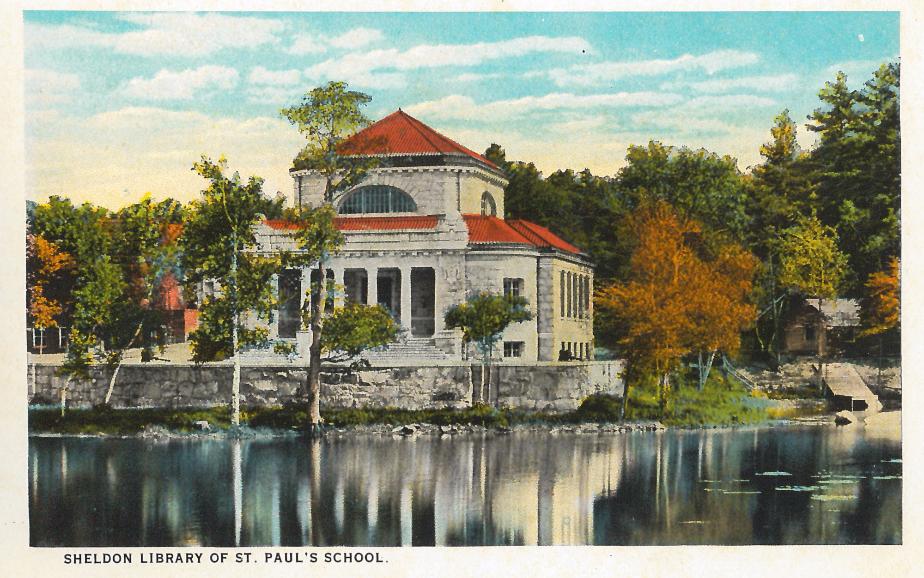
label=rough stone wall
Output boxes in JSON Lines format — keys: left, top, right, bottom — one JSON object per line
{"left": 492, "top": 361, "right": 625, "bottom": 412}
{"left": 27, "top": 361, "right": 624, "bottom": 412}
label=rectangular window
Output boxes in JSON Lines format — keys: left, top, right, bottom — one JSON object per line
{"left": 584, "top": 276, "right": 591, "bottom": 317}
{"left": 804, "top": 325, "right": 817, "bottom": 343}
{"left": 567, "top": 272, "right": 573, "bottom": 318}
{"left": 503, "top": 342, "right": 523, "bottom": 358}
{"left": 503, "top": 278, "right": 523, "bottom": 298}
{"left": 560, "top": 271, "right": 566, "bottom": 317}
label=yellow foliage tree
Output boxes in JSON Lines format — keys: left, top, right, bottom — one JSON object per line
{"left": 596, "top": 202, "right": 757, "bottom": 417}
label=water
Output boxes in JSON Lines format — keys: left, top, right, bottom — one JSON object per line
{"left": 29, "top": 418, "right": 901, "bottom": 546}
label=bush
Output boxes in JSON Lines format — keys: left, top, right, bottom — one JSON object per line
{"left": 574, "top": 394, "right": 622, "bottom": 422}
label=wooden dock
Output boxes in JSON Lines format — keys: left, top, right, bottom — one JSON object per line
{"left": 822, "top": 363, "right": 882, "bottom": 412}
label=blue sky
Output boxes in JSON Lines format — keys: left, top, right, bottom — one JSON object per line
{"left": 24, "top": 11, "right": 899, "bottom": 208}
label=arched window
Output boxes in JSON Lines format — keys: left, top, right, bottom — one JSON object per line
{"left": 481, "top": 192, "right": 497, "bottom": 216}
{"left": 339, "top": 185, "right": 417, "bottom": 214}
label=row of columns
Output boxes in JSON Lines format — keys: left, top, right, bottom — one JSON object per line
{"left": 295, "top": 265, "right": 440, "bottom": 334}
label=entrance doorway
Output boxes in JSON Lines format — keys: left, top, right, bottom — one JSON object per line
{"left": 411, "top": 267, "right": 435, "bottom": 337}
{"left": 377, "top": 268, "right": 401, "bottom": 320}
{"left": 277, "top": 269, "right": 302, "bottom": 338}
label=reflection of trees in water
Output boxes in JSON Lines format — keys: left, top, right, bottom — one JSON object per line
{"left": 28, "top": 426, "right": 901, "bottom": 546}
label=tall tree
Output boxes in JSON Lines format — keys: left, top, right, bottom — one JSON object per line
{"left": 777, "top": 212, "right": 847, "bottom": 381}
{"left": 806, "top": 63, "right": 900, "bottom": 291}
{"left": 617, "top": 141, "right": 749, "bottom": 241}
{"left": 100, "top": 197, "right": 183, "bottom": 404}
{"left": 182, "top": 156, "right": 278, "bottom": 426}
{"left": 280, "top": 82, "right": 377, "bottom": 433}
{"left": 687, "top": 241, "right": 758, "bottom": 389}
{"left": 595, "top": 202, "right": 700, "bottom": 417}
{"left": 747, "top": 110, "right": 815, "bottom": 366}
{"left": 27, "top": 235, "right": 74, "bottom": 354}
{"left": 444, "top": 292, "right": 532, "bottom": 404}
{"left": 859, "top": 257, "right": 900, "bottom": 386}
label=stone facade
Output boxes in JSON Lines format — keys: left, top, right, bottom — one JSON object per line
{"left": 28, "top": 361, "right": 625, "bottom": 412}
{"left": 249, "top": 111, "right": 596, "bottom": 364}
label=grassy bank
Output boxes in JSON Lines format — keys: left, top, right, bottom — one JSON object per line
{"left": 624, "top": 372, "right": 773, "bottom": 426}
{"left": 28, "top": 376, "right": 778, "bottom": 435}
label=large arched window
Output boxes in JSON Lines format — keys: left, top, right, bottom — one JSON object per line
{"left": 339, "top": 185, "right": 417, "bottom": 214}
{"left": 481, "top": 192, "right": 497, "bottom": 216}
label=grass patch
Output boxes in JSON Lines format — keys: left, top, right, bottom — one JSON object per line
{"left": 626, "top": 372, "right": 770, "bottom": 427}
{"left": 28, "top": 405, "right": 237, "bottom": 435}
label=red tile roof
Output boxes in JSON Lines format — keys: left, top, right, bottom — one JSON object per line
{"left": 338, "top": 110, "right": 499, "bottom": 170}
{"left": 264, "top": 215, "right": 439, "bottom": 232}
{"left": 265, "top": 214, "right": 583, "bottom": 255}
{"left": 462, "top": 215, "right": 583, "bottom": 255}
{"left": 508, "top": 219, "right": 582, "bottom": 254}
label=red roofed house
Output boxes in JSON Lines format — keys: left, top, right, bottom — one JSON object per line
{"left": 255, "top": 110, "right": 594, "bottom": 362}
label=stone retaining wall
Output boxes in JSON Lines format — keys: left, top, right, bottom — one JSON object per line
{"left": 27, "top": 361, "right": 625, "bottom": 412}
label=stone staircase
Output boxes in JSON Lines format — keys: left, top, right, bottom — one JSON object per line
{"left": 360, "top": 338, "right": 454, "bottom": 364}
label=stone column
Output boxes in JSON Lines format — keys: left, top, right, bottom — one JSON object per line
{"left": 367, "top": 266, "right": 379, "bottom": 307}
{"left": 433, "top": 264, "right": 444, "bottom": 333}
{"left": 299, "top": 267, "right": 311, "bottom": 311}
{"left": 331, "top": 266, "right": 344, "bottom": 309}
{"left": 269, "top": 273, "right": 279, "bottom": 339}
{"left": 401, "top": 267, "right": 413, "bottom": 333}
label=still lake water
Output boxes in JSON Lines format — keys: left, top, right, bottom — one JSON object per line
{"left": 29, "top": 419, "right": 901, "bottom": 546}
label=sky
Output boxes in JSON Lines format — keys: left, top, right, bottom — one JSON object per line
{"left": 23, "top": 11, "right": 899, "bottom": 209}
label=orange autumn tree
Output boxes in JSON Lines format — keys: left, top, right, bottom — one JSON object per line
{"left": 859, "top": 257, "right": 899, "bottom": 386}
{"left": 27, "top": 234, "right": 74, "bottom": 353}
{"left": 687, "top": 241, "right": 758, "bottom": 390}
{"left": 596, "top": 202, "right": 699, "bottom": 416}
{"left": 860, "top": 256, "right": 899, "bottom": 337}
{"left": 596, "top": 201, "right": 757, "bottom": 417}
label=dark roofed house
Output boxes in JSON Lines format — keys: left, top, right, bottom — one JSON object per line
{"left": 783, "top": 298, "right": 861, "bottom": 356}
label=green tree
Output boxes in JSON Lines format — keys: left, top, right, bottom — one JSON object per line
{"left": 60, "top": 256, "right": 125, "bottom": 415}
{"left": 320, "top": 303, "right": 399, "bottom": 363}
{"left": 777, "top": 213, "right": 847, "bottom": 380}
{"left": 617, "top": 141, "right": 749, "bottom": 241}
{"left": 747, "top": 110, "right": 816, "bottom": 366}
{"left": 807, "top": 63, "right": 900, "bottom": 291}
{"left": 100, "top": 197, "right": 184, "bottom": 404}
{"left": 444, "top": 292, "right": 532, "bottom": 403}
{"left": 182, "top": 156, "right": 279, "bottom": 426}
{"left": 280, "top": 82, "right": 377, "bottom": 433}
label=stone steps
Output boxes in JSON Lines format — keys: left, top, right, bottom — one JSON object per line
{"left": 361, "top": 338, "right": 453, "bottom": 362}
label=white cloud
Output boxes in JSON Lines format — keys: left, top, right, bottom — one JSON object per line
{"left": 248, "top": 66, "right": 302, "bottom": 86}
{"left": 329, "top": 27, "right": 384, "bottom": 49}
{"left": 406, "top": 92, "right": 682, "bottom": 122}
{"left": 27, "top": 13, "right": 285, "bottom": 56}
{"left": 455, "top": 72, "right": 504, "bottom": 83}
{"left": 27, "top": 107, "right": 304, "bottom": 207}
{"left": 632, "top": 111, "right": 737, "bottom": 134}
{"left": 286, "top": 35, "right": 327, "bottom": 55}
{"left": 545, "top": 50, "right": 760, "bottom": 88}
{"left": 660, "top": 73, "right": 799, "bottom": 93}
{"left": 25, "top": 69, "right": 81, "bottom": 107}
{"left": 548, "top": 116, "right": 610, "bottom": 134}
{"left": 305, "top": 35, "right": 591, "bottom": 84}
{"left": 245, "top": 67, "right": 305, "bottom": 104}
{"left": 679, "top": 94, "right": 778, "bottom": 112}
{"left": 122, "top": 66, "right": 240, "bottom": 101}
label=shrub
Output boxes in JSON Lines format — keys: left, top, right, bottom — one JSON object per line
{"left": 574, "top": 394, "right": 622, "bottom": 422}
